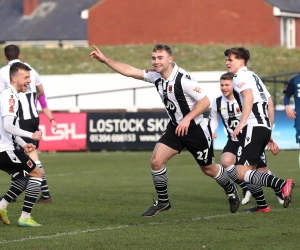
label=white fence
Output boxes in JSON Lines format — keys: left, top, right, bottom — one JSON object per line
{"left": 39, "top": 71, "right": 225, "bottom": 112}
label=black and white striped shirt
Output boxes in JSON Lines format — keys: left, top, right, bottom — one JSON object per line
{"left": 143, "top": 63, "right": 208, "bottom": 128}
{"left": 233, "top": 66, "right": 271, "bottom": 129}
{"left": 0, "top": 59, "right": 41, "bottom": 120}
{"left": 210, "top": 95, "right": 242, "bottom": 139}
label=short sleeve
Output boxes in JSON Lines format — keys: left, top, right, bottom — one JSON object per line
{"left": 0, "top": 91, "right": 18, "bottom": 118}
{"left": 182, "top": 77, "right": 207, "bottom": 101}
{"left": 233, "top": 73, "right": 254, "bottom": 94}
{"left": 32, "top": 69, "right": 42, "bottom": 86}
{"left": 143, "top": 70, "right": 160, "bottom": 84}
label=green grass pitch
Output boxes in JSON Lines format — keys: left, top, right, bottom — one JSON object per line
{"left": 0, "top": 150, "right": 299, "bottom": 249}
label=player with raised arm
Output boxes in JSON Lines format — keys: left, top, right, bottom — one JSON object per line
{"left": 90, "top": 44, "right": 240, "bottom": 216}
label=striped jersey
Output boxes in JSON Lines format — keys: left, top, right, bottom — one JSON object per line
{"left": 0, "top": 59, "right": 42, "bottom": 120}
{"left": 143, "top": 63, "right": 208, "bottom": 128}
{"left": 210, "top": 95, "right": 242, "bottom": 139}
{"left": 233, "top": 66, "right": 271, "bottom": 129}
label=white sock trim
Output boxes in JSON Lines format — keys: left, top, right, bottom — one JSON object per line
{"left": 244, "top": 170, "right": 253, "bottom": 183}
{"left": 213, "top": 164, "right": 222, "bottom": 178}
{"left": 21, "top": 211, "right": 30, "bottom": 220}
{"left": 0, "top": 199, "right": 9, "bottom": 210}
{"left": 152, "top": 166, "right": 166, "bottom": 173}
{"left": 226, "top": 164, "right": 235, "bottom": 172}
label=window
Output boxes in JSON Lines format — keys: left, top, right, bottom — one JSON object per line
{"left": 281, "top": 17, "right": 295, "bottom": 49}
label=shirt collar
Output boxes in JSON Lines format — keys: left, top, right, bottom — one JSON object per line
{"left": 7, "top": 84, "right": 19, "bottom": 99}
{"left": 235, "top": 66, "right": 248, "bottom": 76}
{"left": 8, "top": 59, "right": 21, "bottom": 66}
{"left": 222, "top": 95, "right": 235, "bottom": 103}
{"left": 165, "top": 62, "right": 179, "bottom": 82}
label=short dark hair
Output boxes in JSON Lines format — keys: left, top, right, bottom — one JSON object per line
{"left": 4, "top": 44, "right": 20, "bottom": 61}
{"left": 153, "top": 43, "right": 172, "bottom": 56}
{"left": 220, "top": 72, "right": 234, "bottom": 81}
{"left": 224, "top": 47, "right": 250, "bottom": 65}
{"left": 9, "top": 62, "right": 31, "bottom": 80}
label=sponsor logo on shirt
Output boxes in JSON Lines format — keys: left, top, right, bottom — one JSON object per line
{"left": 237, "top": 82, "right": 246, "bottom": 88}
{"left": 193, "top": 86, "right": 201, "bottom": 93}
{"left": 260, "top": 93, "right": 267, "bottom": 101}
{"left": 9, "top": 98, "right": 15, "bottom": 106}
{"left": 27, "top": 160, "right": 33, "bottom": 168}
{"left": 9, "top": 98, "right": 15, "bottom": 113}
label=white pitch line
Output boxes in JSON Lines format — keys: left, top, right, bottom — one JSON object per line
{"left": 0, "top": 208, "right": 297, "bottom": 245}
{"left": 47, "top": 171, "right": 98, "bottom": 177}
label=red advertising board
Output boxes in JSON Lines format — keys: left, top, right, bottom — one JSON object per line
{"left": 38, "top": 113, "right": 87, "bottom": 151}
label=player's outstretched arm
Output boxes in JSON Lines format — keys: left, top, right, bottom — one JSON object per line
{"left": 90, "top": 46, "right": 144, "bottom": 80}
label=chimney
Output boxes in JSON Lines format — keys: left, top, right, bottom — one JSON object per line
{"left": 23, "top": 0, "right": 39, "bottom": 16}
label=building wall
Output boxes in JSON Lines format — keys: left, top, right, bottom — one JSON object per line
{"left": 273, "top": 16, "right": 281, "bottom": 46}
{"left": 88, "top": 0, "right": 278, "bottom": 46}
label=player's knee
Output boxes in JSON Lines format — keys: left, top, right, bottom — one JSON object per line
{"left": 221, "top": 154, "right": 235, "bottom": 168}
{"left": 150, "top": 156, "right": 164, "bottom": 170}
{"left": 200, "top": 164, "right": 216, "bottom": 177}
{"left": 28, "top": 166, "right": 43, "bottom": 178}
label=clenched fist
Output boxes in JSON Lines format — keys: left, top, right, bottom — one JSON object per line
{"left": 32, "top": 130, "right": 43, "bottom": 141}
{"left": 24, "top": 143, "right": 36, "bottom": 153}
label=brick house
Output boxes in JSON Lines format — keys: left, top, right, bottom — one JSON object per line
{"left": 88, "top": 0, "right": 300, "bottom": 48}
{"left": 0, "top": 0, "right": 99, "bottom": 47}
{"left": 0, "top": 0, "right": 299, "bottom": 48}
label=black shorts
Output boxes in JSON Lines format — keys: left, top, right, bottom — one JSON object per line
{"left": 236, "top": 125, "right": 271, "bottom": 166}
{"left": 256, "top": 151, "right": 268, "bottom": 168}
{"left": 19, "top": 117, "right": 40, "bottom": 148}
{"left": 222, "top": 139, "right": 238, "bottom": 155}
{"left": 0, "top": 150, "right": 36, "bottom": 180}
{"left": 158, "top": 121, "right": 214, "bottom": 166}
{"left": 222, "top": 138, "right": 268, "bottom": 168}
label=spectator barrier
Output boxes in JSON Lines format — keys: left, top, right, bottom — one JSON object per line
{"left": 38, "top": 111, "right": 298, "bottom": 151}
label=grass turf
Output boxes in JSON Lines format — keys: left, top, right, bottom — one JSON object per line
{"left": 0, "top": 150, "right": 299, "bottom": 250}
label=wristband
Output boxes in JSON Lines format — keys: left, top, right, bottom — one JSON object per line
{"left": 50, "top": 118, "right": 55, "bottom": 122}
